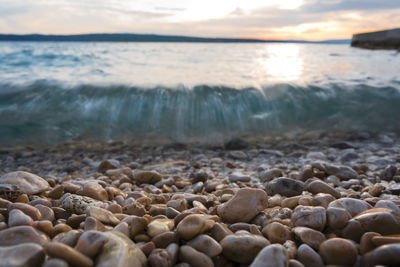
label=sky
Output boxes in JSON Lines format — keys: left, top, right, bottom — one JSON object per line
{"left": 0, "top": 0, "right": 399, "bottom": 40}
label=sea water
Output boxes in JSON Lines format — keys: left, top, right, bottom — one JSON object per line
{"left": 0, "top": 42, "right": 399, "bottom": 145}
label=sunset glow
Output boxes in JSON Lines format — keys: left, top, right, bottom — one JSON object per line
{"left": 0, "top": 0, "right": 399, "bottom": 40}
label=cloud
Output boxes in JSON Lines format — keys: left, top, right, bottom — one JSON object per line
{"left": 302, "top": 0, "right": 400, "bottom": 12}
{"left": 0, "top": 0, "right": 399, "bottom": 39}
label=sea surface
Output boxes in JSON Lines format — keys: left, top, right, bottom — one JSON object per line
{"left": 0, "top": 42, "right": 399, "bottom": 145}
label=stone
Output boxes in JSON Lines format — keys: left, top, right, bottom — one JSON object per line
{"left": 328, "top": 198, "right": 372, "bottom": 217}
{"left": 179, "top": 245, "right": 214, "bottom": 267}
{"left": 210, "top": 222, "right": 233, "bottom": 242}
{"left": 307, "top": 180, "right": 340, "bottom": 198}
{"left": 260, "top": 168, "right": 283, "bottom": 182}
{"left": 375, "top": 200, "right": 400, "bottom": 216}
{"left": 363, "top": 243, "right": 400, "bottom": 267}
{"left": 176, "top": 214, "right": 213, "bottom": 240}
{"left": 0, "top": 226, "right": 49, "bottom": 246}
{"left": 47, "top": 184, "right": 65, "bottom": 199}
{"left": 125, "top": 216, "right": 148, "bottom": 236}
{"left": 313, "top": 163, "right": 358, "bottom": 180}
{"left": 98, "top": 159, "right": 120, "bottom": 172}
{"left": 147, "top": 218, "right": 174, "bottom": 237}
{"left": 371, "top": 235, "right": 400, "bottom": 246}
{"left": 217, "top": 188, "right": 268, "bottom": 223}
{"left": 44, "top": 242, "right": 93, "bottom": 267}
{"left": 75, "top": 230, "right": 109, "bottom": 257}
{"left": 380, "top": 165, "right": 397, "bottom": 180}
{"left": 291, "top": 206, "right": 326, "bottom": 231}
{"left": 326, "top": 207, "right": 350, "bottom": 229}
{"left": 283, "top": 240, "right": 297, "bottom": 259}
{"left": 313, "top": 193, "right": 335, "bottom": 208}
{"left": 61, "top": 194, "right": 103, "bottom": 214}
{"left": 267, "top": 178, "right": 304, "bottom": 197}
{"left": 166, "top": 243, "right": 179, "bottom": 265}
{"left": 35, "top": 204, "right": 55, "bottom": 221}
{"left": 360, "top": 232, "right": 381, "bottom": 255}
{"left": 293, "top": 227, "right": 326, "bottom": 250}
{"left": 82, "top": 183, "right": 108, "bottom": 201}
{"left": 84, "top": 216, "right": 106, "bottom": 232}
{"left": 96, "top": 231, "right": 147, "bottom": 267}
{"left": 224, "top": 138, "right": 249, "bottom": 150}
{"left": 341, "top": 220, "right": 364, "bottom": 242}
{"left": 8, "top": 209, "right": 33, "bottom": 227}
{"left": 0, "top": 243, "right": 45, "bottom": 267}
{"left": 296, "top": 244, "right": 324, "bottom": 267}
{"left": 220, "top": 233, "right": 270, "bottom": 264}
{"left": 0, "top": 171, "right": 50, "bottom": 195}
{"left": 42, "top": 259, "right": 69, "bottom": 267}
{"left": 289, "top": 259, "right": 305, "bottom": 267}
{"left": 187, "top": 234, "right": 222, "bottom": 257}
{"left": 250, "top": 244, "right": 289, "bottom": 267}
{"left": 148, "top": 248, "right": 172, "bottom": 267}
{"left": 368, "top": 183, "right": 385, "bottom": 197}
{"left": 114, "top": 222, "right": 130, "bottom": 237}
{"left": 152, "top": 231, "right": 178, "bottom": 248}
{"left": 351, "top": 208, "right": 400, "bottom": 235}
{"left": 33, "top": 220, "right": 53, "bottom": 236}
{"left": 87, "top": 206, "right": 120, "bottom": 225}
{"left": 167, "top": 199, "right": 188, "bottom": 212}
{"left": 51, "top": 223, "right": 73, "bottom": 237}
{"left": 52, "top": 230, "right": 81, "bottom": 247}
{"left": 262, "top": 222, "right": 292, "bottom": 244}
{"left": 229, "top": 172, "right": 251, "bottom": 183}
{"left": 134, "top": 171, "right": 163, "bottom": 184}
{"left": 8, "top": 203, "right": 42, "bottom": 221}
{"left": 319, "top": 238, "right": 357, "bottom": 266}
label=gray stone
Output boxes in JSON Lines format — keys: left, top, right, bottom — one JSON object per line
{"left": 267, "top": 178, "right": 304, "bottom": 197}
{"left": 0, "top": 243, "right": 45, "bottom": 267}
{"left": 0, "top": 171, "right": 49, "bottom": 195}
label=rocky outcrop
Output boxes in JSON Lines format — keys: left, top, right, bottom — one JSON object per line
{"left": 351, "top": 28, "right": 400, "bottom": 50}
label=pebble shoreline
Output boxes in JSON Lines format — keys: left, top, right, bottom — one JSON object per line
{"left": 0, "top": 131, "right": 400, "bottom": 267}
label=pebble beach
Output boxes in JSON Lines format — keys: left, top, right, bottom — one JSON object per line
{"left": 0, "top": 131, "right": 400, "bottom": 267}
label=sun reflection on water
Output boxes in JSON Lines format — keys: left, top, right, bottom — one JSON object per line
{"left": 258, "top": 44, "right": 304, "bottom": 83}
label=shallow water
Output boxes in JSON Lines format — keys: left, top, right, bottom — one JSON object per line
{"left": 0, "top": 42, "right": 399, "bottom": 145}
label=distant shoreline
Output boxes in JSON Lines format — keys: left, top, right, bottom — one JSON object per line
{"left": 0, "top": 33, "right": 350, "bottom": 44}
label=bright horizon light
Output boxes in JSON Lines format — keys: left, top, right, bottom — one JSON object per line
{"left": 0, "top": 0, "right": 399, "bottom": 40}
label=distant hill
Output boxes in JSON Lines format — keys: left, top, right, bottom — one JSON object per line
{"left": 0, "top": 33, "right": 350, "bottom": 44}
{"left": 352, "top": 28, "right": 400, "bottom": 49}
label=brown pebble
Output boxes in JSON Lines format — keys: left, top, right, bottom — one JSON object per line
{"left": 47, "top": 185, "right": 65, "bottom": 199}
{"left": 44, "top": 242, "right": 93, "bottom": 267}
{"left": 149, "top": 248, "right": 173, "bottom": 267}
{"left": 8, "top": 203, "right": 42, "bottom": 221}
